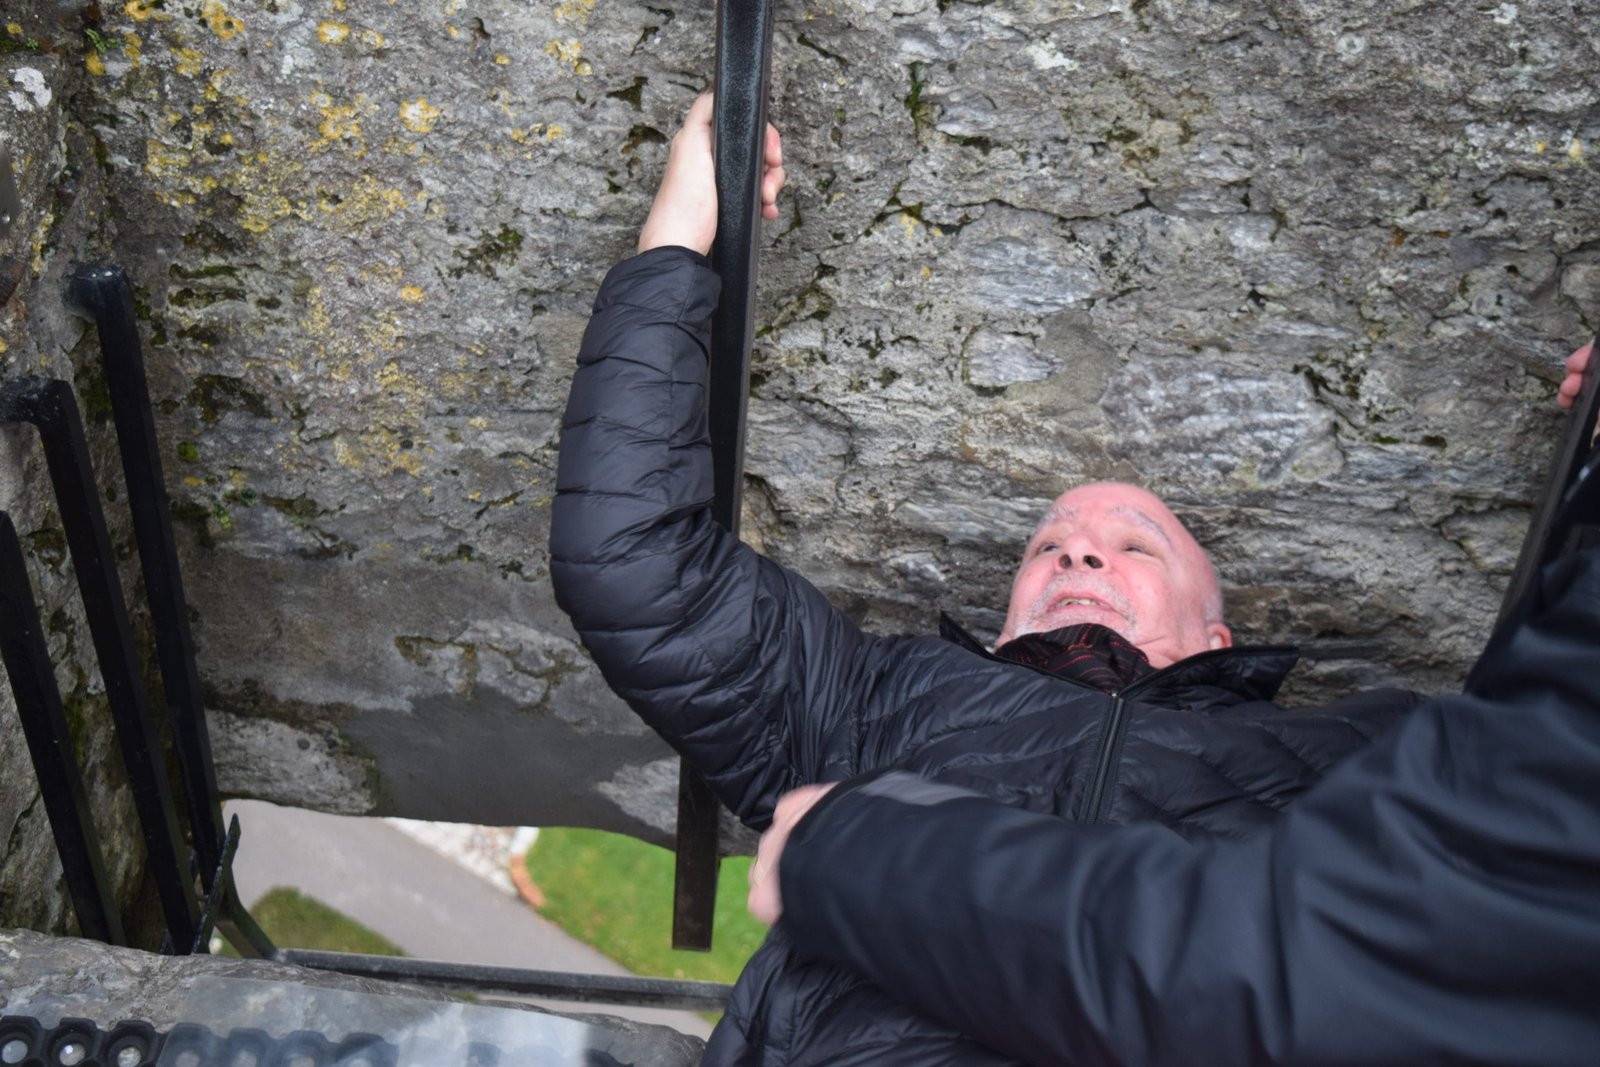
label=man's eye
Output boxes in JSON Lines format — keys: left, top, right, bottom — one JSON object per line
{"left": 1036, "top": 542, "right": 1059, "bottom": 555}
{"left": 1124, "top": 542, "right": 1151, "bottom": 555}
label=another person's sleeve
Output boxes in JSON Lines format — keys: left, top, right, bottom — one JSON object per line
{"left": 778, "top": 547, "right": 1600, "bottom": 1066}
{"left": 550, "top": 247, "right": 878, "bottom": 825}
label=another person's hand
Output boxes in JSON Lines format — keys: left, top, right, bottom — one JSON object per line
{"left": 1558, "top": 342, "right": 1592, "bottom": 411}
{"left": 747, "top": 782, "right": 835, "bottom": 925}
{"left": 637, "top": 93, "right": 786, "bottom": 256}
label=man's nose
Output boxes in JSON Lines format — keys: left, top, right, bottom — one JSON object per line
{"left": 1057, "top": 537, "right": 1104, "bottom": 570}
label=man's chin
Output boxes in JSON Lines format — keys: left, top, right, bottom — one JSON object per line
{"left": 1032, "top": 607, "right": 1125, "bottom": 633}
{"left": 1043, "top": 604, "right": 1120, "bottom": 630}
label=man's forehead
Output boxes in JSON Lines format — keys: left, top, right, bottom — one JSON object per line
{"left": 1035, "top": 501, "right": 1176, "bottom": 545}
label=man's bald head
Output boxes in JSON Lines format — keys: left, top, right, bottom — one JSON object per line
{"left": 997, "top": 482, "right": 1231, "bottom": 668}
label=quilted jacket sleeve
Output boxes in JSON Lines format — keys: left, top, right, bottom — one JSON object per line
{"left": 777, "top": 545, "right": 1600, "bottom": 1066}
{"left": 550, "top": 247, "right": 879, "bottom": 825}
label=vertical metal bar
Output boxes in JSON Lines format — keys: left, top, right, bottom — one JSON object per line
{"left": 670, "top": 0, "right": 778, "bottom": 952}
{"left": 0, "top": 512, "right": 127, "bottom": 944}
{"left": 1490, "top": 333, "right": 1600, "bottom": 632}
{"left": 68, "top": 265, "right": 226, "bottom": 885}
{"left": 0, "top": 377, "right": 200, "bottom": 951}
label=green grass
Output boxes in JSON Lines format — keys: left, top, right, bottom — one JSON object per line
{"left": 526, "top": 828, "right": 767, "bottom": 984}
{"left": 216, "top": 886, "right": 407, "bottom": 958}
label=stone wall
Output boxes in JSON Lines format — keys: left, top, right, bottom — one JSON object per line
{"left": 1, "top": 0, "right": 1597, "bottom": 932}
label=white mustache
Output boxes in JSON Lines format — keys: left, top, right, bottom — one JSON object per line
{"left": 1023, "top": 578, "right": 1131, "bottom": 626}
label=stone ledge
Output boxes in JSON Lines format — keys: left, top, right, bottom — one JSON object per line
{"left": 0, "top": 927, "right": 704, "bottom": 1066}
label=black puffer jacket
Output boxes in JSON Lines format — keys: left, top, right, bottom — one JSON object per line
{"left": 550, "top": 247, "right": 1421, "bottom": 1066}
{"left": 778, "top": 546, "right": 1600, "bottom": 1066}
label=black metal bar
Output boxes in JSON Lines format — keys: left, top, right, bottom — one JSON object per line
{"left": 276, "top": 950, "right": 735, "bottom": 1011}
{"left": 192, "top": 814, "right": 277, "bottom": 958}
{"left": 0, "top": 511, "right": 126, "bottom": 945}
{"left": 670, "top": 0, "right": 779, "bottom": 953}
{"left": 0, "top": 145, "right": 19, "bottom": 241}
{"left": 0, "top": 377, "right": 201, "bottom": 951}
{"left": 1490, "top": 334, "right": 1600, "bottom": 632}
{"left": 68, "top": 264, "right": 227, "bottom": 885}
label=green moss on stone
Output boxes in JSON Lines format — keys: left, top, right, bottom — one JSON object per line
{"left": 451, "top": 225, "right": 526, "bottom": 279}
{"left": 187, "top": 375, "right": 271, "bottom": 422}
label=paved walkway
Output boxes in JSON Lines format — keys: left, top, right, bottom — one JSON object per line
{"left": 224, "top": 799, "right": 715, "bottom": 1039}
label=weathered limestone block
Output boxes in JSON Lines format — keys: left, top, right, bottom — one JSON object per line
{"left": 0, "top": 0, "right": 1594, "bottom": 886}
{"left": 0, "top": 927, "right": 705, "bottom": 1064}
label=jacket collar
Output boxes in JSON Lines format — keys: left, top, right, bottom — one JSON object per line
{"left": 938, "top": 612, "right": 1299, "bottom": 704}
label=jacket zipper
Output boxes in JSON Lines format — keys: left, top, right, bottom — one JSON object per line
{"left": 1084, "top": 691, "right": 1127, "bottom": 823}
{"left": 940, "top": 618, "right": 1297, "bottom": 825}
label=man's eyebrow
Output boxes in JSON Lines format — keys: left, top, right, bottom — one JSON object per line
{"left": 1109, "top": 505, "right": 1175, "bottom": 547}
{"left": 1032, "top": 504, "right": 1075, "bottom": 538}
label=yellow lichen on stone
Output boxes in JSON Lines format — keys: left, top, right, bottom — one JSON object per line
{"left": 122, "top": 2, "right": 154, "bottom": 20}
{"left": 553, "top": 0, "right": 596, "bottom": 25}
{"left": 447, "top": 25, "right": 461, "bottom": 38}
{"left": 329, "top": 0, "right": 347, "bottom": 11}
{"left": 122, "top": 32, "right": 143, "bottom": 66}
{"left": 359, "top": 29, "right": 385, "bottom": 49}
{"left": 86, "top": 51, "right": 106, "bottom": 76}
{"left": 362, "top": 318, "right": 404, "bottom": 352}
{"left": 302, "top": 272, "right": 332, "bottom": 312}
{"left": 5, "top": 22, "right": 23, "bottom": 35}
{"left": 318, "top": 21, "right": 350, "bottom": 44}
{"left": 175, "top": 47, "right": 205, "bottom": 76}
{"left": 400, "top": 98, "right": 442, "bottom": 134}
{"left": 201, "top": 0, "right": 244, "bottom": 40}
{"left": 495, "top": 53, "right": 510, "bottom": 65}
{"left": 400, "top": 285, "right": 425, "bottom": 303}
{"left": 310, "top": 92, "right": 367, "bottom": 154}
{"left": 377, "top": 360, "right": 420, "bottom": 394}
{"left": 544, "top": 38, "right": 591, "bottom": 75}
{"left": 1569, "top": 138, "right": 1584, "bottom": 160}
{"left": 318, "top": 174, "right": 410, "bottom": 234}
{"left": 360, "top": 262, "right": 404, "bottom": 285}
{"left": 898, "top": 211, "right": 920, "bottom": 239}
{"left": 144, "top": 139, "right": 195, "bottom": 182}
{"left": 230, "top": 151, "right": 305, "bottom": 234}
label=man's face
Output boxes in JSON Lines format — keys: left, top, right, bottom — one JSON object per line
{"left": 996, "top": 482, "right": 1232, "bottom": 668}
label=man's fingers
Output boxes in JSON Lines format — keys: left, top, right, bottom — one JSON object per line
{"left": 761, "top": 164, "right": 786, "bottom": 219}
{"left": 765, "top": 122, "right": 783, "bottom": 168}
{"left": 684, "top": 91, "right": 715, "bottom": 129}
{"left": 1566, "top": 342, "right": 1592, "bottom": 374}
{"left": 746, "top": 784, "right": 838, "bottom": 925}
{"left": 1559, "top": 342, "right": 1594, "bottom": 410}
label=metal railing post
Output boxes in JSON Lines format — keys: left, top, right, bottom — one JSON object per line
{"left": 671, "top": 0, "right": 778, "bottom": 952}
{"left": 0, "top": 378, "right": 200, "bottom": 951}
{"left": 0, "top": 512, "right": 127, "bottom": 945}
{"left": 68, "top": 265, "right": 227, "bottom": 885}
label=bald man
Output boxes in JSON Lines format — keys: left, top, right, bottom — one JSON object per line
{"left": 549, "top": 96, "right": 1456, "bottom": 1065}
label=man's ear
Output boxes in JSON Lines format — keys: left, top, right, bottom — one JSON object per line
{"left": 1207, "top": 623, "right": 1233, "bottom": 651}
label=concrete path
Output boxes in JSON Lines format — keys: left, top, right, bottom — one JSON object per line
{"left": 224, "top": 799, "right": 715, "bottom": 1040}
